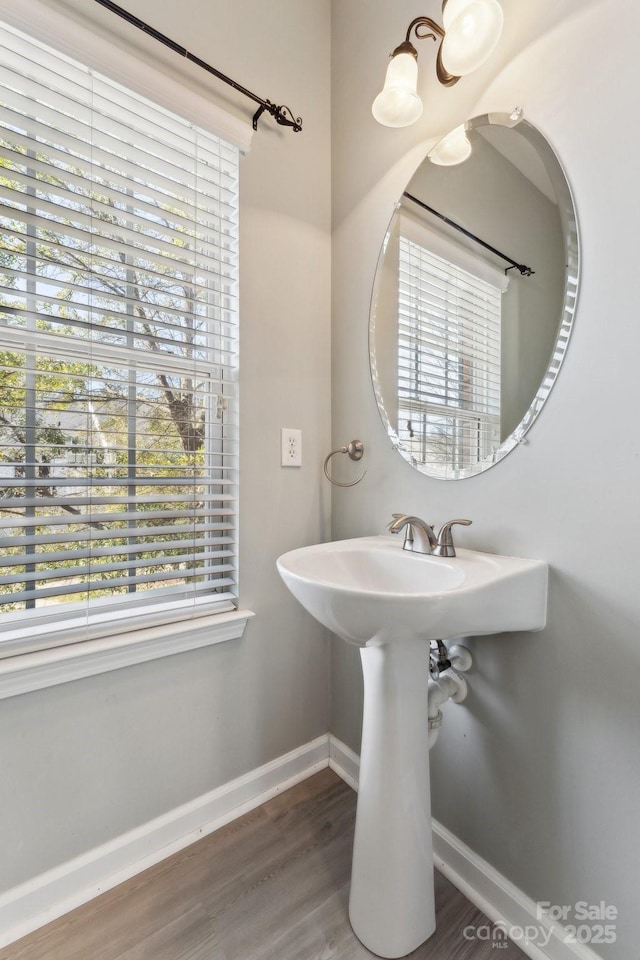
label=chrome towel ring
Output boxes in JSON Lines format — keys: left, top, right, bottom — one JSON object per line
{"left": 323, "top": 440, "right": 366, "bottom": 487}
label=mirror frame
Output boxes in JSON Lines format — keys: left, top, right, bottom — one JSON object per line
{"left": 369, "top": 112, "right": 580, "bottom": 480}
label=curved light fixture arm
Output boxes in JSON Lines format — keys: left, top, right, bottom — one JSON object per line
{"left": 395, "top": 16, "right": 460, "bottom": 88}
{"left": 405, "top": 16, "right": 444, "bottom": 44}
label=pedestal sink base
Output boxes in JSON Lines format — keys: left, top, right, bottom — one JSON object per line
{"left": 349, "top": 639, "right": 435, "bottom": 959}
{"left": 276, "top": 535, "right": 549, "bottom": 957}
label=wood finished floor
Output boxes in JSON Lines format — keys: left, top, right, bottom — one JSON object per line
{"left": 1, "top": 769, "right": 526, "bottom": 960}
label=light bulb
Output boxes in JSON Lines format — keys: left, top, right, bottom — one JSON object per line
{"left": 372, "top": 52, "right": 423, "bottom": 128}
{"left": 441, "top": 0, "right": 503, "bottom": 77}
{"left": 428, "top": 125, "right": 472, "bottom": 165}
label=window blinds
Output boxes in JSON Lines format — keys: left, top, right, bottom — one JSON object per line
{"left": 398, "top": 236, "right": 501, "bottom": 474}
{"left": 0, "top": 23, "right": 239, "bottom": 631}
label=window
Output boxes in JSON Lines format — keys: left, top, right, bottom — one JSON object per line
{"left": 0, "top": 23, "right": 239, "bottom": 643}
{"left": 397, "top": 235, "right": 502, "bottom": 474}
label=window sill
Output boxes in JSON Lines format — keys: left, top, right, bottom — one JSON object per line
{"left": 0, "top": 609, "right": 254, "bottom": 701}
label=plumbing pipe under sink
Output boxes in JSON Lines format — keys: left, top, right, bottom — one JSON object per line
{"left": 428, "top": 643, "right": 472, "bottom": 748}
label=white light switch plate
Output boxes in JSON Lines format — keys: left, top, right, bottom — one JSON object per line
{"left": 281, "top": 428, "right": 302, "bottom": 467}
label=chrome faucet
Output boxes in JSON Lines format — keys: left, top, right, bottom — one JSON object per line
{"left": 387, "top": 514, "right": 472, "bottom": 557}
{"left": 388, "top": 514, "right": 437, "bottom": 554}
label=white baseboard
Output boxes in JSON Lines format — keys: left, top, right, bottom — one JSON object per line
{"left": 328, "top": 732, "right": 359, "bottom": 791}
{"left": 327, "top": 736, "right": 604, "bottom": 960}
{"left": 1, "top": 733, "right": 607, "bottom": 960}
{"left": 432, "top": 821, "right": 604, "bottom": 960}
{"left": 0, "top": 734, "right": 330, "bottom": 950}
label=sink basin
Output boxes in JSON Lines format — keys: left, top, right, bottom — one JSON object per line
{"left": 277, "top": 535, "right": 548, "bottom": 959}
{"left": 277, "top": 534, "right": 548, "bottom": 645}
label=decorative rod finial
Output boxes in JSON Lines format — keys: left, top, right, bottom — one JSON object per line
{"left": 253, "top": 101, "right": 302, "bottom": 132}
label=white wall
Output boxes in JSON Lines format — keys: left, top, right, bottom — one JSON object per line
{"left": 331, "top": 1, "right": 640, "bottom": 957}
{"left": 0, "top": 0, "right": 332, "bottom": 892}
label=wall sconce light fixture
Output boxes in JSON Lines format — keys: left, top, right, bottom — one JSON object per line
{"left": 372, "top": 0, "right": 503, "bottom": 128}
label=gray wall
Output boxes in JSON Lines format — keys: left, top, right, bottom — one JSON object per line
{"left": 331, "top": 1, "right": 640, "bottom": 957}
{"left": 0, "top": 0, "right": 332, "bottom": 892}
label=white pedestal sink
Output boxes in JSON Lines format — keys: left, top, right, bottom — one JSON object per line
{"left": 277, "top": 535, "right": 548, "bottom": 958}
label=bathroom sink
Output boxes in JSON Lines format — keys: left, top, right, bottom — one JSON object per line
{"left": 277, "top": 534, "right": 548, "bottom": 958}
{"left": 277, "top": 534, "right": 548, "bottom": 646}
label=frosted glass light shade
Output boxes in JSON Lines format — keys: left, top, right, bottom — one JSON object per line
{"left": 372, "top": 52, "right": 423, "bottom": 127}
{"left": 441, "top": 0, "right": 503, "bottom": 77}
{"left": 428, "top": 124, "right": 472, "bottom": 165}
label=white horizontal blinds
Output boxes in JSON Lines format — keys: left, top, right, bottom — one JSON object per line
{"left": 398, "top": 236, "right": 501, "bottom": 471}
{"left": 0, "top": 23, "right": 239, "bottom": 622}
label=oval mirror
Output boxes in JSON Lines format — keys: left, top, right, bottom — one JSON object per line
{"left": 369, "top": 111, "right": 579, "bottom": 480}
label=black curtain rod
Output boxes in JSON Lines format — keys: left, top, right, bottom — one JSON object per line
{"left": 403, "top": 192, "right": 534, "bottom": 277}
{"left": 92, "top": 0, "right": 302, "bottom": 133}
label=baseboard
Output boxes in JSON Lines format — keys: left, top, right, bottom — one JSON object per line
{"left": 328, "top": 736, "right": 604, "bottom": 960}
{"left": 432, "top": 821, "right": 604, "bottom": 960}
{"left": 1, "top": 733, "right": 607, "bottom": 960}
{"left": 0, "top": 733, "right": 330, "bottom": 949}
{"left": 328, "top": 732, "right": 359, "bottom": 791}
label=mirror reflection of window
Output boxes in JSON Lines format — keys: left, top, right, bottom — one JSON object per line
{"left": 397, "top": 236, "right": 503, "bottom": 471}
{"left": 369, "top": 114, "right": 579, "bottom": 481}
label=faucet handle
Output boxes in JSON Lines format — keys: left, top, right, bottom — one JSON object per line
{"left": 434, "top": 519, "right": 472, "bottom": 558}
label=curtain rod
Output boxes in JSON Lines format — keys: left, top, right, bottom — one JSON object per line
{"left": 92, "top": 0, "right": 302, "bottom": 133}
{"left": 403, "top": 192, "right": 534, "bottom": 277}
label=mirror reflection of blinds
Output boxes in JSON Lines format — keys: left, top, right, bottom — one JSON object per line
{"left": 0, "top": 23, "right": 239, "bottom": 627}
{"left": 398, "top": 236, "right": 501, "bottom": 470}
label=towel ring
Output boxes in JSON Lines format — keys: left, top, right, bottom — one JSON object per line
{"left": 323, "top": 440, "right": 366, "bottom": 487}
